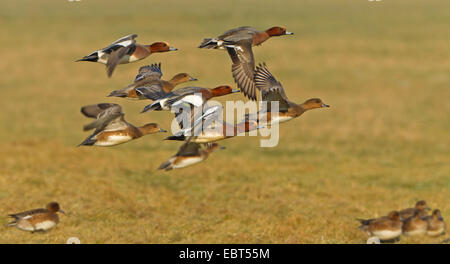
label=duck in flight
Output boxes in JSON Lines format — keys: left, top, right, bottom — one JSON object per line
{"left": 246, "top": 63, "right": 329, "bottom": 125}
{"left": 165, "top": 105, "right": 263, "bottom": 144}
{"left": 79, "top": 103, "right": 166, "bottom": 147}
{"left": 140, "top": 85, "right": 239, "bottom": 113}
{"left": 199, "top": 26, "right": 293, "bottom": 100}
{"left": 158, "top": 137, "right": 225, "bottom": 171}
{"left": 108, "top": 63, "right": 197, "bottom": 100}
{"left": 76, "top": 34, "right": 177, "bottom": 77}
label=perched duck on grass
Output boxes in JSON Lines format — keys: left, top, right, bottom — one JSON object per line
{"left": 7, "top": 202, "right": 65, "bottom": 233}
{"left": 108, "top": 63, "right": 197, "bottom": 100}
{"left": 402, "top": 210, "right": 428, "bottom": 236}
{"left": 76, "top": 34, "right": 177, "bottom": 77}
{"left": 199, "top": 26, "right": 293, "bottom": 100}
{"left": 358, "top": 211, "right": 403, "bottom": 242}
{"left": 425, "top": 209, "right": 446, "bottom": 237}
{"left": 247, "top": 63, "right": 329, "bottom": 125}
{"left": 141, "top": 85, "right": 239, "bottom": 112}
{"left": 158, "top": 137, "right": 225, "bottom": 171}
{"left": 79, "top": 103, "right": 166, "bottom": 147}
{"left": 398, "top": 200, "right": 430, "bottom": 221}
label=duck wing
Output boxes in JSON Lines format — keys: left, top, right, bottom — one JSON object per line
{"left": 81, "top": 103, "right": 118, "bottom": 119}
{"left": 165, "top": 87, "right": 205, "bottom": 108}
{"left": 82, "top": 104, "right": 125, "bottom": 132}
{"left": 9, "top": 208, "right": 47, "bottom": 219}
{"left": 135, "top": 83, "right": 166, "bottom": 101}
{"left": 227, "top": 40, "right": 257, "bottom": 101}
{"left": 134, "top": 63, "right": 163, "bottom": 82}
{"left": 220, "top": 26, "right": 259, "bottom": 43}
{"left": 106, "top": 45, "right": 134, "bottom": 77}
{"left": 254, "top": 63, "right": 290, "bottom": 112}
{"left": 106, "top": 34, "right": 138, "bottom": 49}
{"left": 176, "top": 138, "right": 202, "bottom": 157}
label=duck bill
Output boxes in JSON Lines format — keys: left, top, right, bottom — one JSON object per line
{"left": 231, "top": 89, "right": 240, "bottom": 93}
{"left": 159, "top": 128, "right": 167, "bottom": 133}
{"left": 321, "top": 103, "right": 330, "bottom": 108}
{"left": 285, "top": 31, "right": 294, "bottom": 35}
{"left": 59, "top": 209, "right": 66, "bottom": 215}
{"left": 189, "top": 77, "right": 198, "bottom": 81}
{"left": 169, "top": 47, "right": 178, "bottom": 51}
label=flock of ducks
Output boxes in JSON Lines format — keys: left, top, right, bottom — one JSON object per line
{"left": 6, "top": 26, "right": 445, "bottom": 244}
{"left": 75, "top": 26, "right": 330, "bottom": 171}
{"left": 357, "top": 200, "right": 446, "bottom": 242}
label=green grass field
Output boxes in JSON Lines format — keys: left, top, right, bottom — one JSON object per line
{"left": 0, "top": 0, "right": 449, "bottom": 243}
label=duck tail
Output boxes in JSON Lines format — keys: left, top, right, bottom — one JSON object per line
{"left": 158, "top": 161, "right": 173, "bottom": 171}
{"left": 6, "top": 220, "right": 17, "bottom": 227}
{"left": 108, "top": 90, "right": 127, "bottom": 98}
{"left": 164, "top": 135, "right": 186, "bottom": 141}
{"left": 141, "top": 103, "right": 162, "bottom": 113}
{"left": 198, "top": 38, "right": 219, "bottom": 49}
{"left": 78, "top": 137, "right": 96, "bottom": 147}
{"left": 76, "top": 52, "right": 98, "bottom": 62}
{"left": 356, "top": 218, "right": 372, "bottom": 226}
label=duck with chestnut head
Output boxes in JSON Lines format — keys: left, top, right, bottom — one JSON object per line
{"left": 244, "top": 63, "right": 329, "bottom": 125}
{"left": 141, "top": 85, "right": 239, "bottom": 113}
{"left": 76, "top": 34, "right": 177, "bottom": 77}
{"left": 158, "top": 137, "right": 225, "bottom": 171}
{"left": 108, "top": 63, "right": 197, "bottom": 100}
{"left": 7, "top": 202, "right": 65, "bottom": 233}
{"left": 199, "top": 26, "right": 293, "bottom": 101}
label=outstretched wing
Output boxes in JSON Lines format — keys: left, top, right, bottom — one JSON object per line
{"left": 226, "top": 40, "right": 257, "bottom": 101}
{"left": 106, "top": 45, "right": 133, "bottom": 77}
{"left": 81, "top": 103, "right": 117, "bottom": 119}
{"left": 135, "top": 83, "right": 167, "bottom": 101}
{"left": 82, "top": 104, "right": 124, "bottom": 132}
{"left": 220, "top": 26, "right": 258, "bottom": 43}
{"left": 176, "top": 138, "right": 202, "bottom": 157}
{"left": 254, "top": 63, "right": 290, "bottom": 112}
{"left": 134, "top": 63, "right": 163, "bottom": 82}
{"left": 107, "top": 34, "right": 138, "bottom": 48}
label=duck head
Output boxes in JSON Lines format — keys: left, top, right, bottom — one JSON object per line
{"left": 140, "top": 123, "right": 167, "bottom": 134}
{"left": 211, "top": 85, "right": 240, "bottom": 97}
{"left": 148, "top": 42, "right": 178, "bottom": 53}
{"left": 415, "top": 200, "right": 431, "bottom": 211}
{"left": 170, "top": 73, "right": 198, "bottom": 85}
{"left": 47, "top": 202, "right": 65, "bottom": 214}
{"left": 266, "top": 26, "right": 294, "bottom": 36}
{"left": 301, "top": 98, "right": 330, "bottom": 110}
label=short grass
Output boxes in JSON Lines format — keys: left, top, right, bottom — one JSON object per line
{"left": 0, "top": 0, "right": 448, "bottom": 244}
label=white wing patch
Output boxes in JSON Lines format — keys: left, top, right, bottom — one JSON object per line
{"left": 173, "top": 94, "right": 204, "bottom": 108}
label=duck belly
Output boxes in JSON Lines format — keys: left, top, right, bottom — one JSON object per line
{"left": 427, "top": 228, "right": 445, "bottom": 237}
{"left": 173, "top": 157, "right": 204, "bottom": 169}
{"left": 192, "top": 132, "right": 226, "bottom": 143}
{"left": 371, "top": 229, "right": 401, "bottom": 240}
{"left": 269, "top": 115, "right": 294, "bottom": 125}
{"left": 403, "top": 229, "right": 427, "bottom": 236}
{"left": 34, "top": 220, "right": 56, "bottom": 231}
{"left": 16, "top": 220, "right": 35, "bottom": 232}
{"left": 95, "top": 135, "right": 133, "bottom": 146}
